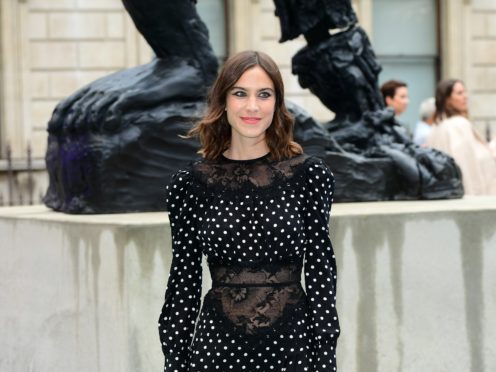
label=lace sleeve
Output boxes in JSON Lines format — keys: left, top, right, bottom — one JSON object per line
{"left": 303, "top": 156, "right": 340, "bottom": 371}
{"left": 158, "top": 168, "right": 202, "bottom": 372}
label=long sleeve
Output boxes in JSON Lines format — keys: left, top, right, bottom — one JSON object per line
{"left": 303, "top": 156, "right": 340, "bottom": 371}
{"left": 159, "top": 169, "right": 202, "bottom": 372}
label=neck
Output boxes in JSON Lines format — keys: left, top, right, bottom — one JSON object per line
{"left": 224, "top": 138, "right": 270, "bottom": 160}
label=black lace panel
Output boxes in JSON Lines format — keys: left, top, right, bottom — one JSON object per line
{"left": 192, "top": 154, "right": 309, "bottom": 192}
{"left": 207, "top": 262, "right": 305, "bottom": 335}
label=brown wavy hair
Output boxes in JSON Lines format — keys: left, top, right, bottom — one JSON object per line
{"left": 186, "top": 50, "right": 303, "bottom": 161}
{"left": 434, "top": 79, "right": 468, "bottom": 123}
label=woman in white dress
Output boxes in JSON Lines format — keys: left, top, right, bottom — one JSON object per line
{"left": 427, "top": 79, "right": 496, "bottom": 195}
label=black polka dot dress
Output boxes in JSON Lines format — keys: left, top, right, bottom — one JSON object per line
{"left": 159, "top": 153, "right": 340, "bottom": 372}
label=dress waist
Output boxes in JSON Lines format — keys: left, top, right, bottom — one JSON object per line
{"left": 211, "top": 280, "right": 300, "bottom": 288}
{"left": 206, "top": 260, "right": 305, "bottom": 335}
{"left": 208, "top": 261, "right": 302, "bottom": 288}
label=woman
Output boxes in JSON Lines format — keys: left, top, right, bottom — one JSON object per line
{"left": 158, "top": 51, "right": 340, "bottom": 371}
{"left": 427, "top": 79, "right": 496, "bottom": 195}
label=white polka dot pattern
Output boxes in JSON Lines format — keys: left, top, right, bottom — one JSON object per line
{"left": 160, "top": 168, "right": 203, "bottom": 371}
{"left": 158, "top": 154, "right": 340, "bottom": 372}
{"left": 303, "top": 160, "right": 340, "bottom": 371}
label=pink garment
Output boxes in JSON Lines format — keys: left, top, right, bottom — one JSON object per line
{"left": 427, "top": 115, "right": 496, "bottom": 195}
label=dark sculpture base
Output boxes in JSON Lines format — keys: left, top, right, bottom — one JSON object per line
{"left": 44, "top": 58, "right": 203, "bottom": 213}
{"left": 289, "top": 103, "right": 464, "bottom": 201}
{"left": 43, "top": 0, "right": 217, "bottom": 214}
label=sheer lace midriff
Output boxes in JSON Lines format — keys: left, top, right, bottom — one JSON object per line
{"left": 206, "top": 261, "right": 305, "bottom": 335}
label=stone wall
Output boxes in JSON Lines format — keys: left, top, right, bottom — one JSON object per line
{"left": 467, "top": 0, "right": 496, "bottom": 137}
{"left": 0, "top": 0, "right": 150, "bottom": 159}
{"left": 0, "top": 0, "right": 150, "bottom": 205}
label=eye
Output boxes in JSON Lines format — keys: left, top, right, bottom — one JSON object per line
{"left": 259, "top": 91, "right": 272, "bottom": 99}
{"left": 232, "top": 90, "right": 246, "bottom": 97}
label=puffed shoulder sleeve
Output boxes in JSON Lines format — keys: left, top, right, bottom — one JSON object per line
{"left": 303, "top": 156, "right": 340, "bottom": 372}
{"left": 159, "top": 168, "right": 202, "bottom": 372}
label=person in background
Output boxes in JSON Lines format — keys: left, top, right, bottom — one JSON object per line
{"left": 413, "top": 97, "right": 435, "bottom": 146}
{"left": 380, "top": 79, "right": 410, "bottom": 117}
{"left": 380, "top": 79, "right": 411, "bottom": 138}
{"left": 427, "top": 79, "right": 496, "bottom": 195}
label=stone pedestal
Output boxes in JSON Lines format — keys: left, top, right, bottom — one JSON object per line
{"left": 1, "top": 197, "right": 495, "bottom": 371}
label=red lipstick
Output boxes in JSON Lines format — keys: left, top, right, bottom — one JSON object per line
{"left": 241, "top": 117, "right": 261, "bottom": 124}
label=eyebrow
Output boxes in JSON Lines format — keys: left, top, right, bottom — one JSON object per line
{"left": 231, "top": 86, "right": 274, "bottom": 92}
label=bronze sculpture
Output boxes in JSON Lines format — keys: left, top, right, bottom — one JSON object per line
{"left": 43, "top": 0, "right": 462, "bottom": 213}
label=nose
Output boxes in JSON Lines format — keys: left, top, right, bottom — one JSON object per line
{"left": 246, "top": 95, "right": 259, "bottom": 112}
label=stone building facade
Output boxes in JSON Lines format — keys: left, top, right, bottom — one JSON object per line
{"left": 0, "top": 0, "right": 150, "bottom": 204}
{"left": 1, "top": 0, "right": 495, "bottom": 204}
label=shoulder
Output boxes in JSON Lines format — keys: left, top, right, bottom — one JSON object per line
{"left": 169, "top": 157, "right": 211, "bottom": 186}
{"left": 432, "top": 116, "right": 473, "bottom": 141}
{"left": 274, "top": 153, "right": 332, "bottom": 171}
{"left": 300, "top": 155, "right": 335, "bottom": 193}
{"left": 168, "top": 165, "right": 194, "bottom": 190}
{"left": 166, "top": 164, "right": 196, "bottom": 212}
{"left": 299, "top": 155, "right": 335, "bottom": 212}
{"left": 303, "top": 155, "right": 334, "bottom": 178}
{"left": 270, "top": 153, "right": 333, "bottom": 181}
{"left": 442, "top": 115, "right": 472, "bottom": 131}
{"left": 415, "top": 121, "right": 430, "bottom": 133}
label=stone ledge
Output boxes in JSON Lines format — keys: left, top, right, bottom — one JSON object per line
{"left": 332, "top": 195, "right": 496, "bottom": 216}
{"left": 0, "top": 204, "right": 169, "bottom": 226}
{"left": 1, "top": 196, "right": 495, "bottom": 223}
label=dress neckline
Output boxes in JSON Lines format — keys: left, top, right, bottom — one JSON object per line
{"left": 220, "top": 152, "right": 271, "bottom": 163}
